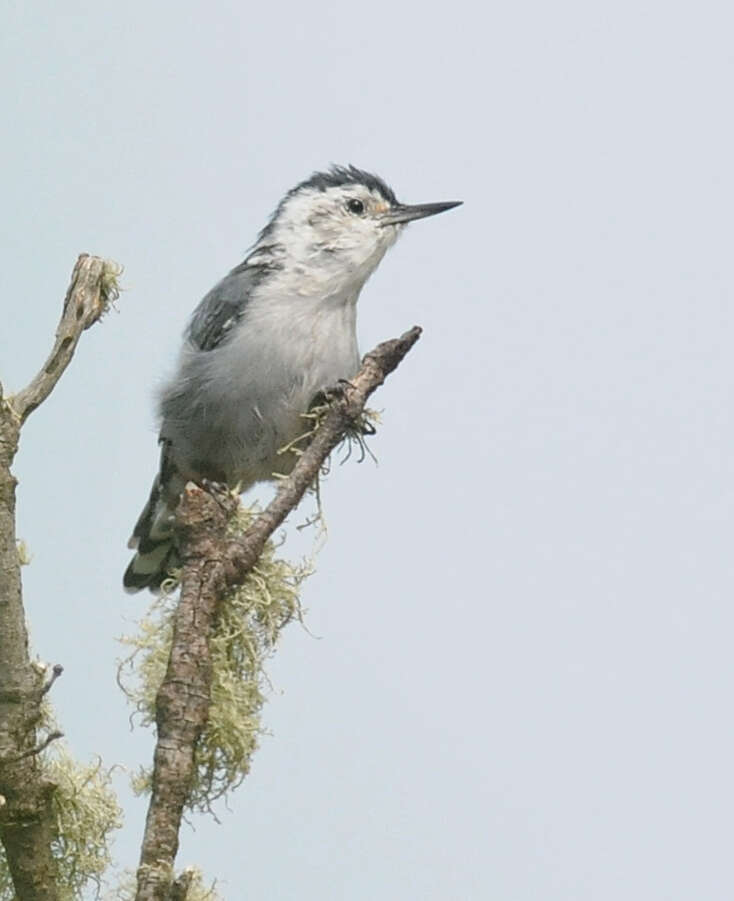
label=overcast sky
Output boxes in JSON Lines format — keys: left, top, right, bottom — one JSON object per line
{"left": 2, "top": 0, "right": 733, "bottom": 898}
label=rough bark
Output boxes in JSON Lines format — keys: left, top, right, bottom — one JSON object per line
{"left": 0, "top": 255, "right": 117, "bottom": 899}
{"left": 135, "top": 484, "right": 236, "bottom": 900}
{"left": 135, "top": 326, "right": 422, "bottom": 900}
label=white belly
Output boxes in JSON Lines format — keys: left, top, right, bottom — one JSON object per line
{"left": 162, "top": 290, "right": 361, "bottom": 487}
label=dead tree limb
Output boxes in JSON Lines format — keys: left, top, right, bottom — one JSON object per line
{"left": 135, "top": 326, "right": 422, "bottom": 901}
{"left": 11, "top": 255, "right": 119, "bottom": 424}
{"left": 0, "top": 254, "right": 119, "bottom": 900}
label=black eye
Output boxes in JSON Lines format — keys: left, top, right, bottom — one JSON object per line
{"left": 347, "top": 198, "right": 364, "bottom": 215}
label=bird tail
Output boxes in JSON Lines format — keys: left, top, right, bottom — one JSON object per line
{"left": 123, "top": 443, "right": 184, "bottom": 593}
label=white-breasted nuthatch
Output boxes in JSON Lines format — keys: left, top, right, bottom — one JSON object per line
{"left": 124, "top": 165, "right": 461, "bottom": 591}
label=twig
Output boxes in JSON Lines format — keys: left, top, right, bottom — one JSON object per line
{"left": 2, "top": 731, "right": 64, "bottom": 765}
{"left": 225, "top": 327, "right": 422, "bottom": 582}
{"left": 39, "top": 664, "right": 64, "bottom": 698}
{"left": 135, "top": 326, "right": 422, "bottom": 900}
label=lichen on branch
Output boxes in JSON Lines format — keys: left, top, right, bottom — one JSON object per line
{"left": 0, "top": 747, "right": 122, "bottom": 901}
{"left": 119, "top": 503, "right": 311, "bottom": 813}
{"left": 0, "top": 254, "right": 123, "bottom": 901}
{"left": 134, "top": 326, "right": 422, "bottom": 900}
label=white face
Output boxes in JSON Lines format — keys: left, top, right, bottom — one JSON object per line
{"left": 261, "top": 184, "right": 401, "bottom": 298}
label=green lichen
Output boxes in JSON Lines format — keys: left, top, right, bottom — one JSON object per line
{"left": 0, "top": 747, "right": 123, "bottom": 901}
{"left": 292, "top": 394, "right": 381, "bottom": 462}
{"left": 108, "top": 866, "right": 221, "bottom": 901}
{"left": 100, "top": 260, "right": 123, "bottom": 309}
{"left": 119, "top": 502, "right": 312, "bottom": 813}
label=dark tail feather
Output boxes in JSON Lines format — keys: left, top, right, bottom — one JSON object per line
{"left": 123, "top": 443, "right": 184, "bottom": 593}
{"left": 123, "top": 542, "right": 177, "bottom": 593}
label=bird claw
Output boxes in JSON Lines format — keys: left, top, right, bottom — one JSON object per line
{"left": 310, "top": 379, "right": 356, "bottom": 409}
{"left": 200, "top": 478, "right": 234, "bottom": 509}
{"left": 309, "top": 381, "right": 375, "bottom": 437}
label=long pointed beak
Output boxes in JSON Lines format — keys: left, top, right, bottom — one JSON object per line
{"left": 379, "top": 200, "right": 463, "bottom": 227}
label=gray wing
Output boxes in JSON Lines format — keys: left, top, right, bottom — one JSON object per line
{"left": 187, "top": 262, "right": 266, "bottom": 351}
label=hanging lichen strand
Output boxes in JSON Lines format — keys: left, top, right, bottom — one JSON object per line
{"left": 0, "top": 746, "right": 123, "bottom": 901}
{"left": 119, "top": 503, "right": 311, "bottom": 812}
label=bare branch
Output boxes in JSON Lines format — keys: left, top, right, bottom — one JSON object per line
{"left": 1, "top": 731, "right": 64, "bottom": 765}
{"left": 10, "top": 254, "right": 121, "bottom": 424}
{"left": 0, "top": 254, "right": 121, "bottom": 900}
{"left": 39, "top": 664, "right": 64, "bottom": 698}
{"left": 135, "top": 326, "right": 421, "bottom": 900}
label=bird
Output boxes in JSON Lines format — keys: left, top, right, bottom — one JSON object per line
{"left": 123, "top": 165, "right": 461, "bottom": 592}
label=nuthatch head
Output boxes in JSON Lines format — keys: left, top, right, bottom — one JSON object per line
{"left": 252, "top": 165, "right": 462, "bottom": 294}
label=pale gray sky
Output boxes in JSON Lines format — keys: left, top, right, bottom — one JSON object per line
{"left": 2, "top": 0, "right": 733, "bottom": 898}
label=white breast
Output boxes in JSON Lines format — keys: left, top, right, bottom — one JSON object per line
{"left": 169, "top": 286, "right": 361, "bottom": 487}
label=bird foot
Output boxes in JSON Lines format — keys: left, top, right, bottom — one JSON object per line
{"left": 310, "top": 379, "right": 356, "bottom": 410}
{"left": 200, "top": 477, "right": 236, "bottom": 512}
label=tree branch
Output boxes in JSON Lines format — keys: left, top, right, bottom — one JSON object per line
{"left": 10, "top": 254, "right": 121, "bottom": 424}
{"left": 135, "top": 326, "right": 422, "bottom": 900}
{"left": 0, "top": 254, "right": 119, "bottom": 900}
{"left": 39, "top": 664, "right": 64, "bottom": 698}
{"left": 225, "top": 326, "right": 422, "bottom": 582}
{"left": 1, "top": 731, "right": 64, "bottom": 765}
